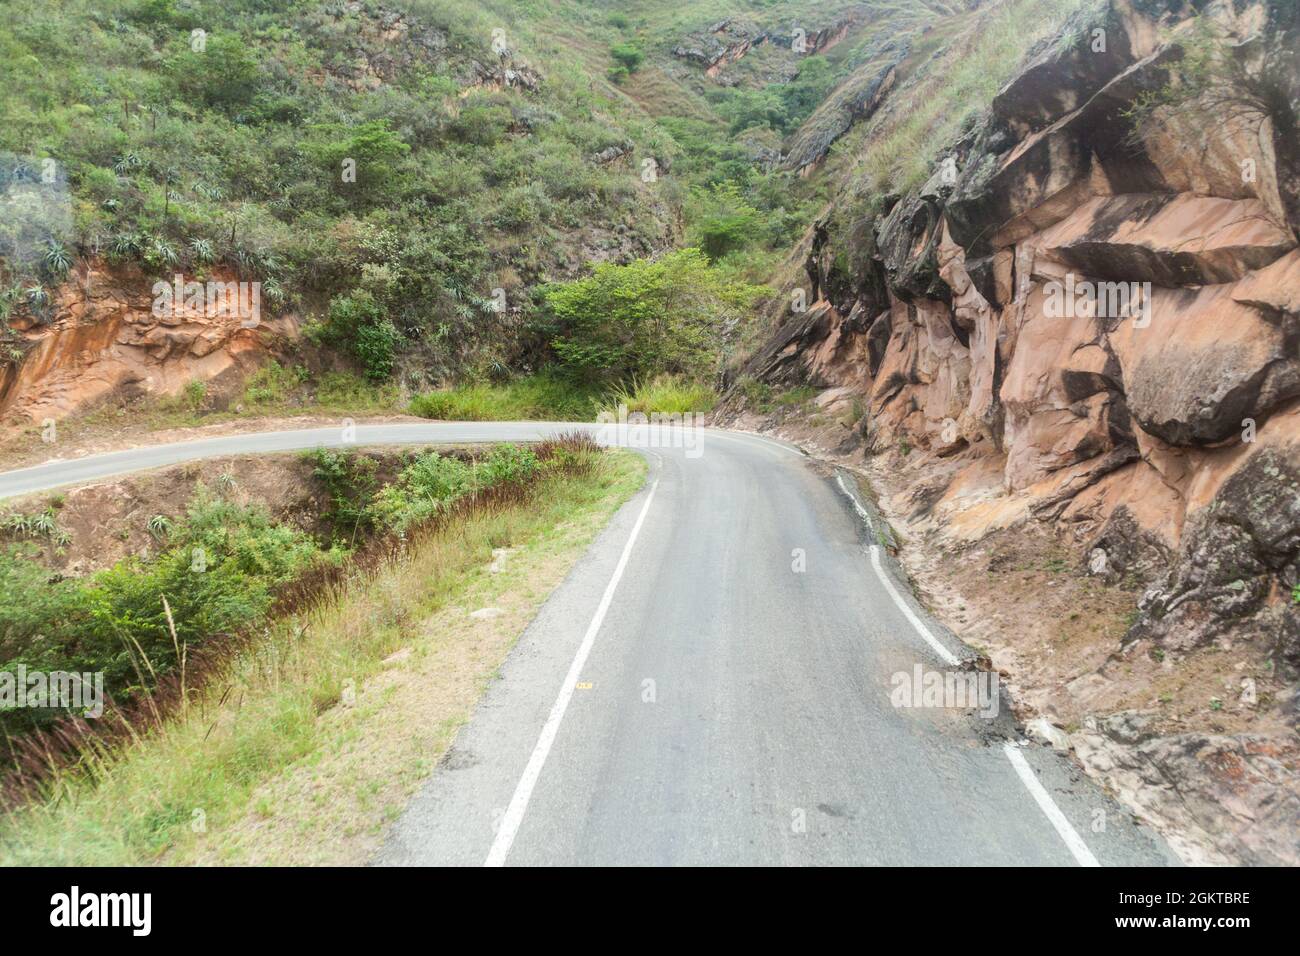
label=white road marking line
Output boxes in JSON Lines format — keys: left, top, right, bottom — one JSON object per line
{"left": 1002, "top": 742, "right": 1101, "bottom": 867}
{"left": 831, "top": 469, "right": 1100, "bottom": 866}
{"left": 869, "top": 546, "right": 960, "bottom": 666}
{"left": 832, "top": 471, "right": 956, "bottom": 665}
{"left": 835, "top": 473, "right": 875, "bottom": 532}
{"left": 484, "top": 477, "right": 660, "bottom": 867}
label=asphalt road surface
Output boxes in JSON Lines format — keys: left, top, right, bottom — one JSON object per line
{"left": 0, "top": 422, "right": 1178, "bottom": 866}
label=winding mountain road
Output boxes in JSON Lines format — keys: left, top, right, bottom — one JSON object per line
{"left": 0, "top": 422, "right": 1177, "bottom": 866}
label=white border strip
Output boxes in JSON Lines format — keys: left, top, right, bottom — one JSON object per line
{"left": 869, "top": 546, "right": 959, "bottom": 666}
{"left": 835, "top": 473, "right": 875, "bottom": 532}
{"left": 484, "top": 478, "right": 660, "bottom": 866}
{"left": 1002, "top": 743, "right": 1101, "bottom": 867}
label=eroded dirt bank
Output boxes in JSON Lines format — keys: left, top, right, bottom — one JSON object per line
{"left": 1, "top": 260, "right": 298, "bottom": 427}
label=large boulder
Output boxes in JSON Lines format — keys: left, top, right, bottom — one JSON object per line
{"left": 1109, "top": 281, "right": 1300, "bottom": 446}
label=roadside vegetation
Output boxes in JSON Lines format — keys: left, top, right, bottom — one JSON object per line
{"left": 0, "top": 441, "right": 642, "bottom": 865}
{"left": 0, "top": 440, "right": 580, "bottom": 748}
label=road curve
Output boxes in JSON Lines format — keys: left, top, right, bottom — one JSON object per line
{"left": 0, "top": 422, "right": 1176, "bottom": 865}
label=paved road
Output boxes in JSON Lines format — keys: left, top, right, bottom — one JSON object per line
{"left": 0, "top": 422, "right": 1177, "bottom": 866}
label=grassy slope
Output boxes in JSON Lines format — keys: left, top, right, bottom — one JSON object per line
{"left": 0, "top": 449, "right": 645, "bottom": 865}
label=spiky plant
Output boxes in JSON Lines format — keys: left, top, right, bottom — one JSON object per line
{"left": 28, "top": 510, "right": 57, "bottom": 537}
{"left": 24, "top": 285, "right": 50, "bottom": 321}
{"left": 3, "top": 512, "right": 32, "bottom": 536}
{"left": 147, "top": 514, "right": 174, "bottom": 540}
{"left": 42, "top": 240, "right": 73, "bottom": 278}
{"left": 188, "top": 237, "right": 215, "bottom": 264}
{"left": 148, "top": 238, "right": 179, "bottom": 268}
{"left": 108, "top": 232, "right": 140, "bottom": 259}
{"left": 112, "top": 152, "right": 142, "bottom": 176}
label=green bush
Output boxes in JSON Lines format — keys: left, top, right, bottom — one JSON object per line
{"left": 355, "top": 320, "right": 402, "bottom": 382}
{"left": 0, "top": 493, "right": 323, "bottom": 737}
{"left": 543, "top": 248, "right": 769, "bottom": 387}
{"left": 609, "top": 42, "right": 644, "bottom": 74}
{"left": 371, "top": 452, "right": 476, "bottom": 534}
{"left": 687, "top": 182, "right": 763, "bottom": 261}
{"left": 478, "top": 443, "right": 539, "bottom": 486}
{"left": 309, "top": 449, "right": 378, "bottom": 543}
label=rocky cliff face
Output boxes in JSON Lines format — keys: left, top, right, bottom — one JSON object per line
{"left": 736, "top": 0, "right": 1300, "bottom": 863}
{"left": 0, "top": 262, "right": 296, "bottom": 425}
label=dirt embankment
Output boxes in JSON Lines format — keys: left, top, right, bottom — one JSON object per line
{"left": 1, "top": 260, "right": 298, "bottom": 428}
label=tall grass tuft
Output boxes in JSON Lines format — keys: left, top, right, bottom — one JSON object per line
{"left": 598, "top": 375, "right": 716, "bottom": 416}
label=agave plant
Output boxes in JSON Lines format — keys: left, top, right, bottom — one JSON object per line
{"left": 188, "top": 237, "right": 215, "bottom": 264}
{"left": 257, "top": 252, "right": 284, "bottom": 278}
{"left": 25, "top": 284, "right": 49, "bottom": 309}
{"left": 147, "top": 237, "right": 179, "bottom": 269}
{"left": 3, "top": 512, "right": 32, "bottom": 536}
{"left": 24, "top": 510, "right": 57, "bottom": 539}
{"left": 193, "top": 181, "right": 225, "bottom": 201}
{"left": 147, "top": 514, "right": 173, "bottom": 540}
{"left": 108, "top": 231, "right": 141, "bottom": 259}
{"left": 261, "top": 277, "right": 287, "bottom": 307}
{"left": 42, "top": 239, "right": 73, "bottom": 278}
{"left": 112, "top": 152, "right": 142, "bottom": 176}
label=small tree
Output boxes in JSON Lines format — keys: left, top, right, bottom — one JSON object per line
{"left": 543, "top": 248, "right": 768, "bottom": 386}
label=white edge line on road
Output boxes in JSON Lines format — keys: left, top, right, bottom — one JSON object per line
{"left": 832, "top": 470, "right": 956, "bottom": 666}
{"left": 1002, "top": 742, "right": 1101, "bottom": 867}
{"left": 484, "top": 476, "right": 661, "bottom": 867}
{"left": 869, "top": 546, "right": 959, "bottom": 666}
{"left": 834, "top": 459, "right": 1099, "bottom": 867}
{"left": 834, "top": 473, "right": 875, "bottom": 532}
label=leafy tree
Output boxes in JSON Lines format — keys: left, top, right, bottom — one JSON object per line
{"left": 610, "top": 42, "right": 644, "bottom": 73}
{"left": 307, "top": 120, "right": 411, "bottom": 205}
{"left": 686, "top": 182, "right": 763, "bottom": 261}
{"left": 168, "top": 34, "right": 263, "bottom": 111}
{"left": 721, "top": 89, "right": 789, "bottom": 134}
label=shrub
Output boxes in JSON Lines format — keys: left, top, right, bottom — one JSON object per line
{"left": 543, "top": 249, "right": 769, "bottom": 387}
{"left": 371, "top": 451, "right": 475, "bottom": 533}
{"left": 477, "top": 443, "right": 539, "bottom": 486}
{"left": 355, "top": 320, "right": 402, "bottom": 382}
{"left": 183, "top": 379, "right": 207, "bottom": 412}
{"left": 0, "top": 495, "right": 322, "bottom": 737}
{"left": 609, "top": 42, "right": 644, "bottom": 74}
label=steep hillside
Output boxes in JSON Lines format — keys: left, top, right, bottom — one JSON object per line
{"left": 0, "top": 0, "right": 964, "bottom": 426}
{"left": 729, "top": 0, "right": 1300, "bottom": 862}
